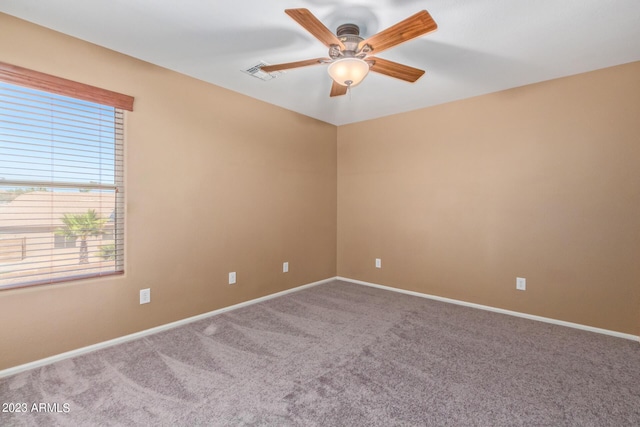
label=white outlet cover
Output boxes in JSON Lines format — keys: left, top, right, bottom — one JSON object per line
{"left": 140, "top": 288, "right": 150, "bottom": 304}
{"left": 283, "top": 262, "right": 289, "bottom": 273}
{"left": 516, "top": 277, "right": 526, "bottom": 291}
{"left": 375, "top": 258, "right": 381, "bottom": 268}
{"left": 229, "top": 272, "right": 236, "bottom": 285}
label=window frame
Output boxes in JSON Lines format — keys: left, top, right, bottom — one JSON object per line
{"left": 0, "top": 62, "right": 133, "bottom": 290}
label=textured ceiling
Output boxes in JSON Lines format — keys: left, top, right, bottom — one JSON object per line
{"left": 1, "top": 0, "right": 639, "bottom": 125}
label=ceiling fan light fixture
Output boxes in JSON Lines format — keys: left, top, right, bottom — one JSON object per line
{"left": 327, "top": 57, "right": 370, "bottom": 87}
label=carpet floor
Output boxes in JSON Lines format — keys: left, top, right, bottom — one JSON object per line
{"left": 1, "top": 280, "right": 639, "bottom": 426}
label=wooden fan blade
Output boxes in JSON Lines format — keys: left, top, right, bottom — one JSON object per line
{"left": 368, "top": 57, "right": 425, "bottom": 82}
{"left": 359, "top": 10, "right": 437, "bottom": 55}
{"left": 330, "top": 80, "right": 348, "bottom": 97}
{"left": 285, "top": 8, "right": 345, "bottom": 49}
{"left": 260, "top": 58, "right": 329, "bottom": 73}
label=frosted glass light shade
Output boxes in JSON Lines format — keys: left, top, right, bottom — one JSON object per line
{"left": 327, "top": 58, "right": 370, "bottom": 87}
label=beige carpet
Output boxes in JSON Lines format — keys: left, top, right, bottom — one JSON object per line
{"left": 1, "top": 280, "right": 639, "bottom": 426}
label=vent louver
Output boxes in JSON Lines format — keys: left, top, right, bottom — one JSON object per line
{"left": 241, "top": 62, "right": 282, "bottom": 81}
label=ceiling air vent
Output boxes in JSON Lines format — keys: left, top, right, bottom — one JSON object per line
{"left": 241, "top": 62, "right": 282, "bottom": 81}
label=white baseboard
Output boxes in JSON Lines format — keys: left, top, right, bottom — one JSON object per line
{"left": 337, "top": 276, "right": 639, "bottom": 342}
{"left": 4, "top": 275, "right": 637, "bottom": 378}
{"left": 0, "top": 277, "right": 335, "bottom": 379}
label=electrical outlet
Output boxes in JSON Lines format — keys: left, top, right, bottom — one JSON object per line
{"left": 229, "top": 272, "right": 236, "bottom": 285}
{"left": 375, "top": 258, "right": 382, "bottom": 268}
{"left": 516, "top": 277, "right": 526, "bottom": 291}
{"left": 283, "top": 262, "right": 289, "bottom": 273}
{"left": 140, "top": 288, "right": 150, "bottom": 304}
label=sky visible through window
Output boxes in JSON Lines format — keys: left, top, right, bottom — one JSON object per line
{"left": 0, "top": 81, "right": 117, "bottom": 189}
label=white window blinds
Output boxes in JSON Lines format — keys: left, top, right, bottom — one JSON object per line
{"left": 0, "top": 78, "right": 126, "bottom": 289}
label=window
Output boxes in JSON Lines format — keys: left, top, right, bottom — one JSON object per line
{"left": 0, "top": 62, "right": 133, "bottom": 289}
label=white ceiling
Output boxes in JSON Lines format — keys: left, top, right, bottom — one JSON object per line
{"left": 1, "top": 0, "right": 639, "bottom": 125}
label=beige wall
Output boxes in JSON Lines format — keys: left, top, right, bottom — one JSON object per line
{"left": 338, "top": 61, "right": 640, "bottom": 335}
{"left": 0, "top": 13, "right": 337, "bottom": 370}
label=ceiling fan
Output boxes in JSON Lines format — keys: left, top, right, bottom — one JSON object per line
{"left": 260, "top": 8, "right": 438, "bottom": 97}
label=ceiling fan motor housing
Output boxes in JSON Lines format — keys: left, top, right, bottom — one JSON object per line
{"left": 336, "top": 23, "right": 363, "bottom": 55}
